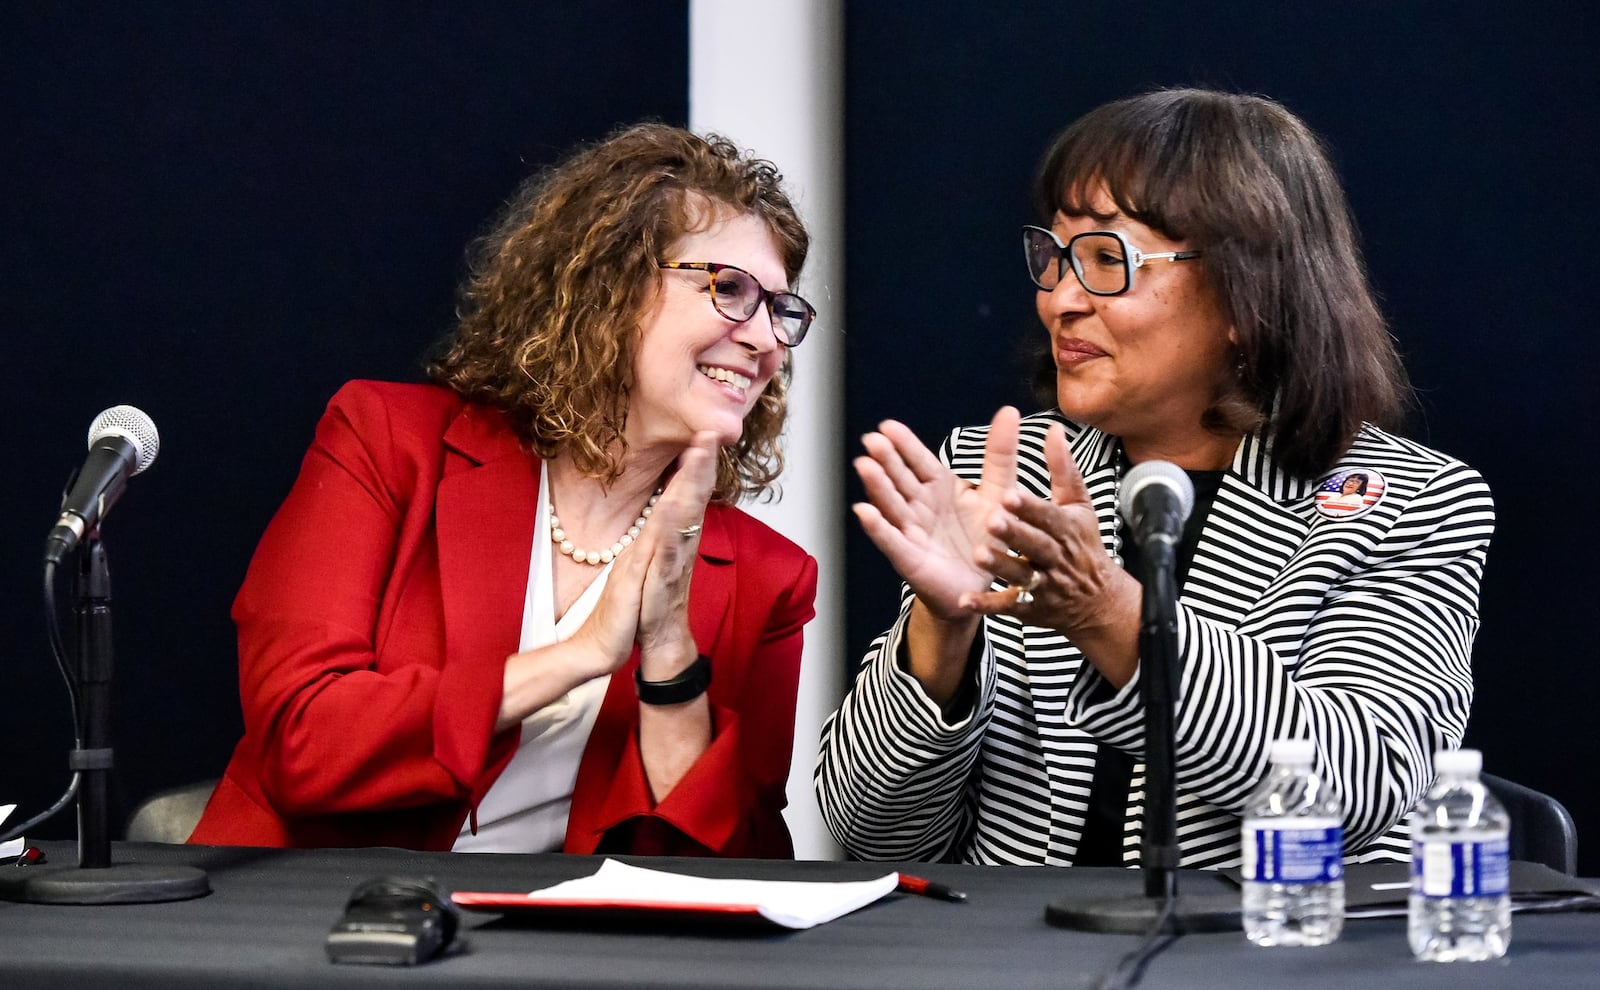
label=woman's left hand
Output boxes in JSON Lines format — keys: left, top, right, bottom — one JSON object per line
{"left": 635, "top": 431, "right": 719, "bottom": 677}
{"left": 960, "top": 423, "right": 1142, "bottom": 685}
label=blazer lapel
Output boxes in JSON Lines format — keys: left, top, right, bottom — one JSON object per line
{"left": 685, "top": 507, "right": 736, "bottom": 654}
{"left": 1069, "top": 424, "right": 1316, "bottom": 628}
{"left": 432, "top": 404, "right": 537, "bottom": 783}
{"left": 1180, "top": 431, "right": 1316, "bottom": 628}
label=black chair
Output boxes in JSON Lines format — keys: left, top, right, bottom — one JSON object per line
{"left": 124, "top": 779, "right": 219, "bottom": 844}
{"left": 1481, "top": 772, "right": 1578, "bottom": 875}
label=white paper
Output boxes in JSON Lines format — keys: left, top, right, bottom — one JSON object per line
{"left": 524, "top": 859, "right": 899, "bottom": 929}
{"left": 1, "top": 803, "right": 22, "bottom": 859}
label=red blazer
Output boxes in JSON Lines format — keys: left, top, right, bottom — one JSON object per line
{"left": 190, "top": 380, "right": 817, "bottom": 857}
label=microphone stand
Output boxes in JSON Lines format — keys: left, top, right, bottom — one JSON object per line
{"left": 0, "top": 536, "right": 209, "bottom": 905}
{"left": 1045, "top": 531, "right": 1239, "bottom": 934}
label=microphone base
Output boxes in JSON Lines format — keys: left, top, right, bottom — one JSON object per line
{"left": 1045, "top": 892, "right": 1241, "bottom": 934}
{"left": 0, "top": 862, "right": 209, "bottom": 905}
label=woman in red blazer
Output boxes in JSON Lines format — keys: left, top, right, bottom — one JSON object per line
{"left": 190, "top": 124, "right": 818, "bottom": 858}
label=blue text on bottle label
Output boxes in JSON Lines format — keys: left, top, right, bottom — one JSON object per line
{"left": 1412, "top": 836, "right": 1510, "bottom": 898}
{"left": 1244, "top": 820, "right": 1344, "bottom": 884}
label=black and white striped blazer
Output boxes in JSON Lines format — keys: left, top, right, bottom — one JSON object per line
{"left": 815, "top": 411, "right": 1494, "bottom": 868}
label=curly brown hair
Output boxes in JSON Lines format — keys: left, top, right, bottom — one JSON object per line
{"left": 427, "top": 122, "right": 810, "bottom": 502}
{"left": 1030, "top": 88, "right": 1411, "bottom": 479}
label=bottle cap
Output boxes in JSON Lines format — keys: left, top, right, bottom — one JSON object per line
{"left": 1433, "top": 748, "right": 1482, "bottom": 776}
{"left": 1268, "top": 738, "right": 1315, "bottom": 765}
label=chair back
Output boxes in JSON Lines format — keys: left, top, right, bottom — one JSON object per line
{"left": 1480, "top": 772, "right": 1578, "bottom": 875}
{"left": 125, "top": 779, "right": 219, "bottom": 844}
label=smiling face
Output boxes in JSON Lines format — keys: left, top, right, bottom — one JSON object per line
{"left": 628, "top": 208, "right": 789, "bottom": 455}
{"left": 1037, "top": 187, "right": 1238, "bottom": 465}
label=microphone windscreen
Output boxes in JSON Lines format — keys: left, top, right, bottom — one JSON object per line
{"left": 87, "top": 405, "right": 160, "bottom": 474}
{"left": 1120, "top": 460, "right": 1195, "bottom": 528}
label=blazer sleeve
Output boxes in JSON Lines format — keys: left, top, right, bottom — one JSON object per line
{"left": 588, "top": 547, "right": 819, "bottom": 858}
{"left": 813, "top": 426, "right": 997, "bottom": 863}
{"left": 233, "top": 385, "right": 488, "bottom": 818}
{"left": 1068, "top": 458, "right": 1495, "bottom": 851}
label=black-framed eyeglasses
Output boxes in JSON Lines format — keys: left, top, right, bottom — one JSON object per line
{"left": 658, "top": 262, "right": 815, "bottom": 347}
{"left": 1022, "top": 225, "right": 1202, "bottom": 296}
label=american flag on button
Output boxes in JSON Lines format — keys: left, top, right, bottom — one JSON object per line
{"left": 1315, "top": 468, "right": 1385, "bottom": 519}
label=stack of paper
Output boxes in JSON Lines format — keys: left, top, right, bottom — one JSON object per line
{"left": 453, "top": 859, "right": 900, "bottom": 930}
{"left": 1341, "top": 861, "right": 1600, "bottom": 918}
{"left": 1, "top": 804, "right": 23, "bottom": 860}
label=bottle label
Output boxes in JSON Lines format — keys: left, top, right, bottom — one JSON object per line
{"left": 1412, "top": 836, "right": 1510, "bottom": 898}
{"left": 1243, "top": 819, "right": 1344, "bottom": 884}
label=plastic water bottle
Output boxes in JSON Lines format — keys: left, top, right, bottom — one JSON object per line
{"left": 1241, "top": 738, "right": 1345, "bottom": 946}
{"left": 1408, "top": 749, "right": 1511, "bottom": 961}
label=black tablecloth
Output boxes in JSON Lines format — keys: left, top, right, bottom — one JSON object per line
{"left": 0, "top": 841, "right": 1593, "bottom": 988}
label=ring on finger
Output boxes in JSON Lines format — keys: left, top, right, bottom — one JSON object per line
{"left": 1025, "top": 569, "right": 1044, "bottom": 591}
{"left": 1013, "top": 588, "right": 1035, "bottom": 607}
{"left": 677, "top": 523, "right": 703, "bottom": 539}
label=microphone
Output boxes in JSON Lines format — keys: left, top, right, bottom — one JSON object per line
{"left": 44, "top": 405, "right": 160, "bottom": 565}
{"left": 1047, "top": 457, "right": 1242, "bottom": 933}
{"left": 1118, "top": 460, "right": 1195, "bottom": 547}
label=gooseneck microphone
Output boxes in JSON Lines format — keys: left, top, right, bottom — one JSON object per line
{"left": 1118, "top": 460, "right": 1195, "bottom": 547}
{"left": 44, "top": 405, "right": 160, "bottom": 565}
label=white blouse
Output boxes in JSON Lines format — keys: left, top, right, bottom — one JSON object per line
{"left": 453, "top": 461, "right": 610, "bottom": 853}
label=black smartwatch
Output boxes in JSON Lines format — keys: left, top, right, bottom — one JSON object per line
{"left": 635, "top": 654, "right": 712, "bottom": 705}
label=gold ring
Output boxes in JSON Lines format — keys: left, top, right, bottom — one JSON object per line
{"left": 677, "top": 524, "right": 703, "bottom": 539}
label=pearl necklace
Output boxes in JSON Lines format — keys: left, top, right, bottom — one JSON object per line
{"left": 550, "top": 488, "right": 661, "bottom": 566}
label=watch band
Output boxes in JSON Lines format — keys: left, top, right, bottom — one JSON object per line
{"left": 634, "top": 653, "right": 713, "bottom": 705}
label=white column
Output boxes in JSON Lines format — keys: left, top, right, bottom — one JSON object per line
{"left": 690, "top": 0, "right": 844, "bottom": 860}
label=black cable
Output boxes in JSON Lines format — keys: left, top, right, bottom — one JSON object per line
{"left": 46, "top": 558, "right": 82, "bottom": 718}
{"left": 1, "top": 774, "right": 80, "bottom": 845}
{"left": 1088, "top": 897, "right": 1180, "bottom": 990}
{"left": 1, "top": 558, "right": 86, "bottom": 845}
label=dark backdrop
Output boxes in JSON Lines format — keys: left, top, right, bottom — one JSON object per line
{"left": 4, "top": 3, "right": 1596, "bottom": 877}
{"left": 843, "top": 5, "right": 1600, "bottom": 872}
{"left": 0, "top": 4, "right": 687, "bottom": 837}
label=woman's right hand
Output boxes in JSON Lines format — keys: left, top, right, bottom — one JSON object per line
{"left": 496, "top": 529, "right": 648, "bottom": 732}
{"left": 853, "top": 407, "right": 1023, "bottom": 619}
{"left": 496, "top": 471, "right": 673, "bottom": 733}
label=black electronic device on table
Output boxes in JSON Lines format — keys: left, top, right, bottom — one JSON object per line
{"left": 326, "top": 876, "right": 463, "bottom": 966}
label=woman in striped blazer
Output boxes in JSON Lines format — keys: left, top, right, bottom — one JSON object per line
{"left": 815, "top": 89, "right": 1493, "bottom": 868}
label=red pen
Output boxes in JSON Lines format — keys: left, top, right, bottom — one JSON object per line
{"left": 896, "top": 872, "right": 967, "bottom": 902}
{"left": 6, "top": 846, "right": 46, "bottom": 867}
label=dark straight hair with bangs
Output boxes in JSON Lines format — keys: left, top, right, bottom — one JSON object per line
{"left": 1031, "top": 87, "right": 1410, "bottom": 480}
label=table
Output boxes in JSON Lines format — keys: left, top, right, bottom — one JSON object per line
{"left": 0, "top": 841, "right": 1594, "bottom": 988}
